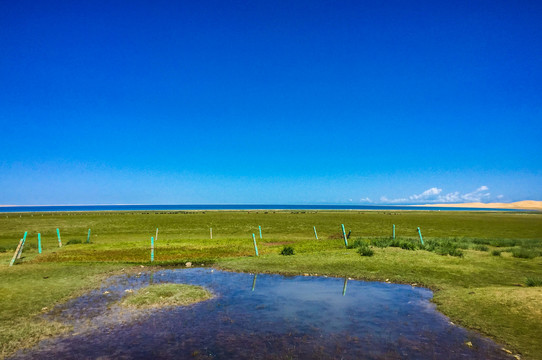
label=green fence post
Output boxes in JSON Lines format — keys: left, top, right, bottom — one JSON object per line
{"left": 313, "top": 226, "right": 318, "bottom": 240}
{"left": 342, "top": 278, "right": 348, "bottom": 296}
{"left": 16, "top": 232, "right": 28, "bottom": 259}
{"left": 393, "top": 224, "right": 395, "bottom": 239}
{"left": 9, "top": 240, "right": 23, "bottom": 266}
{"left": 57, "top": 228, "right": 62, "bottom": 247}
{"left": 87, "top": 229, "right": 91, "bottom": 243}
{"left": 38, "top": 233, "right": 42, "bottom": 254}
{"left": 259, "top": 226, "right": 262, "bottom": 239}
{"left": 151, "top": 236, "right": 155, "bottom": 262}
{"left": 417, "top": 227, "right": 424, "bottom": 245}
{"left": 252, "top": 233, "right": 259, "bottom": 256}
{"left": 341, "top": 224, "right": 348, "bottom": 247}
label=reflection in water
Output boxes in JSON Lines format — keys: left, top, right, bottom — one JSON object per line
{"left": 11, "top": 269, "right": 513, "bottom": 360}
{"left": 251, "top": 273, "right": 257, "bottom": 292}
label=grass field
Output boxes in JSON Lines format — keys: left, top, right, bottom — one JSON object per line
{"left": 1, "top": 210, "right": 541, "bottom": 358}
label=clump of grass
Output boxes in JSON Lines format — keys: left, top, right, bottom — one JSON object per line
{"left": 121, "top": 283, "right": 213, "bottom": 309}
{"left": 472, "top": 238, "right": 492, "bottom": 245}
{"left": 455, "top": 241, "right": 472, "bottom": 250}
{"left": 0, "top": 246, "right": 7, "bottom": 253}
{"left": 512, "top": 248, "right": 538, "bottom": 259}
{"left": 280, "top": 246, "right": 295, "bottom": 256}
{"left": 473, "top": 245, "right": 489, "bottom": 252}
{"left": 66, "top": 239, "right": 82, "bottom": 245}
{"left": 525, "top": 277, "right": 542, "bottom": 287}
{"left": 389, "top": 239, "right": 417, "bottom": 250}
{"left": 370, "top": 238, "right": 391, "bottom": 248}
{"left": 23, "top": 243, "right": 37, "bottom": 250}
{"left": 423, "top": 239, "right": 463, "bottom": 257}
{"left": 357, "top": 243, "right": 374, "bottom": 257}
{"left": 490, "top": 239, "right": 517, "bottom": 247}
{"left": 491, "top": 250, "right": 502, "bottom": 256}
{"left": 346, "top": 238, "right": 369, "bottom": 249}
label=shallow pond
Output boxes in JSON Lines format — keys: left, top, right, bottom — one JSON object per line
{"left": 12, "top": 268, "right": 512, "bottom": 359}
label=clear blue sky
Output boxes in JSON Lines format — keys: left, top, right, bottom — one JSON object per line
{"left": 1, "top": 0, "right": 541, "bottom": 205}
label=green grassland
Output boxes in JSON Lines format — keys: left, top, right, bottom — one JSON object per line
{"left": 121, "top": 283, "right": 213, "bottom": 309}
{"left": 1, "top": 210, "right": 541, "bottom": 358}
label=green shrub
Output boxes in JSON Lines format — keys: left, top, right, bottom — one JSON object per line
{"left": 512, "top": 248, "right": 537, "bottom": 259}
{"left": 346, "top": 238, "right": 369, "bottom": 249}
{"left": 0, "top": 246, "right": 7, "bottom": 253}
{"left": 66, "top": 239, "right": 82, "bottom": 245}
{"left": 390, "top": 240, "right": 417, "bottom": 250}
{"left": 525, "top": 277, "right": 542, "bottom": 287}
{"left": 455, "top": 242, "right": 472, "bottom": 249}
{"left": 489, "top": 239, "right": 517, "bottom": 247}
{"left": 473, "top": 245, "right": 489, "bottom": 252}
{"left": 435, "top": 246, "right": 464, "bottom": 257}
{"left": 370, "top": 238, "right": 391, "bottom": 248}
{"left": 357, "top": 244, "right": 374, "bottom": 257}
{"left": 280, "top": 246, "right": 295, "bottom": 256}
{"left": 422, "top": 239, "right": 463, "bottom": 257}
{"left": 491, "top": 250, "right": 501, "bottom": 256}
{"left": 472, "top": 238, "right": 491, "bottom": 245}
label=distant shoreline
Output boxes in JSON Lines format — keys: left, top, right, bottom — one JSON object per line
{"left": 0, "top": 203, "right": 538, "bottom": 213}
{"left": 1, "top": 201, "right": 541, "bottom": 210}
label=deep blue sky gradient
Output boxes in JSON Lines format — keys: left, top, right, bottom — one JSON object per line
{"left": 1, "top": 1, "right": 541, "bottom": 204}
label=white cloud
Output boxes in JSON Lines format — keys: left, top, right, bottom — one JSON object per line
{"left": 461, "top": 186, "right": 491, "bottom": 202}
{"left": 380, "top": 195, "right": 407, "bottom": 203}
{"left": 380, "top": 186, "right": 492, "bottom": 204}
{"left": 409, "top": 187, "right": 442, "bottom": 201}
{"left": 359, "top": 197, "right": 372, "bottom": 203}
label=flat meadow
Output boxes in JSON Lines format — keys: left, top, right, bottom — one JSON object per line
{"left": 1, "top": 210, "right": 541, "bottom": 358}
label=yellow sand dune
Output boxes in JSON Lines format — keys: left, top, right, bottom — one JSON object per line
{"left": 420, "top": 200, "right": 542, "bottom": 210}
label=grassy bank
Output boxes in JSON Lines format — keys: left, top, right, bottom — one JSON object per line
{"left": 1, "top": 210, "right": 541, "bottom": 358}
{"left": 121, "top": 283, "right": 213, "bottom": 309}
{"left": 0, "top": 262, "right": 126, "bottom": 358}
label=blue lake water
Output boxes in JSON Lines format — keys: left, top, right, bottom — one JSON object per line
{"left": 11, "top": 269, "right": 513, "bottom": 359}
{"left": 0, "top": 204, "right": 525, "bottom": 213}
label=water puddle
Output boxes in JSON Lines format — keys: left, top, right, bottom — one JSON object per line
{"left": 11, "top": 269, "right": 513, "bottom": 359}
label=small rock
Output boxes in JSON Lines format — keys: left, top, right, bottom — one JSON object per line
{"left": 185, "top": 262, "right": 192, "bottom": 267}
{"left": 140, "top": 265, "right": 145, "bottom": 268}
{"left": 514, "top": 355, "right": 521, "bottom": 360}
{"left": 465, "top": 341, "right": 473, "bottom": 348}
{"left": 103, "top": 291, "right": 110, "bottom": 295}
{"left": 385, "top": 279, "right": 389, "bottom": 282}
{"left": 125, "top": 289, "right": 133, "bottom": 293}
{"left": 41, "top": 307, "right": 48, "bottom": 311}
{"left": 502, "top": 348, "right": 513, "bottom": 354}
